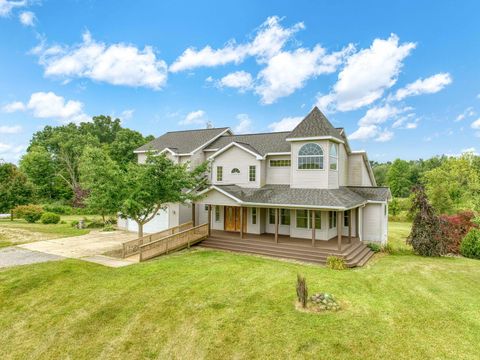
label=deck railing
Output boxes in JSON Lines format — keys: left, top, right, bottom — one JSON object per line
{"left": 139, "top": 223, "right": 209, "bottom": 262}
{"left": 122, "top": 221, "right": 193, "bottom": 258}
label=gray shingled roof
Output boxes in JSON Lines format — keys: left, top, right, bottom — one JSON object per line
{"left": 212, "top": 184, "right": 372, "bottom": 209}
{"left": 135, "top": 127, "right": 229, "bottom": 153}
{"left": 347, "top": 186, "right": 392, "bottom": 202}
{"left": 205, "top": 132, "right": 291, "bottom": 155}
{"left": 287, "top": 107, "right": 343, "bottom": 141}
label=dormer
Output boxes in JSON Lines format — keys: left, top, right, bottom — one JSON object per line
{"left": 286, "top": 107, "right": 345, "bottom": 189}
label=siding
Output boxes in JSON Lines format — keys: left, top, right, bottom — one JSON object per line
{"left": 211, "top": 146, "right": 261, "bottom": 188}
{"left": 266, "top": 155, "right": 291, "bottom": 185}
{"left": 290, "top": 140, "right": 329, "bottom": 189}
{"left": 362, "top": 203, "right": 386, "bottom": 243}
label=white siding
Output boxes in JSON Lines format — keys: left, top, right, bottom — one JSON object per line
{"left": 348, "top": 153, "right": 373, "bottom": 186}
{"left": 339, "top": 144, "right": 349, "bottom": 186}
{"left": 362, "top": 203, "right": 387, "bottom": 244}
{"left": 211, "top": 146, "right": 261, "bottom": 188}
{"left": 137, "top": 153, "right": 147, "bottom": 164}
{"left": 266, "top": 155, "right": 291, "bottom": 185}
{"left": 200, "top": 189, "right": 239, "bottom": 206}
{"left": 290, "top": 140, "right": 329, "bottom": 189}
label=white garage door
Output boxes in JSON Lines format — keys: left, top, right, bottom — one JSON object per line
{"left": 126, "top": 208, "right": 169, "bottom": 234}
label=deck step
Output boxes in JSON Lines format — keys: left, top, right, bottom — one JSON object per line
{"left": 199, "top": 236, "right": 374, "bottom": 267}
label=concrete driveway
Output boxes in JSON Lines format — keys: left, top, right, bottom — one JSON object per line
{"left": 18, "top": 230, "right": 139, "bottom": 267}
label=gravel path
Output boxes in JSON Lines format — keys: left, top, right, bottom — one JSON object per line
{"left": 0, "top": 247, "right": 64, "bottom": 269}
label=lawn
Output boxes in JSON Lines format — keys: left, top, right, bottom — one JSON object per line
{"left": 0, "top": 222, "right": 479, "bottom": 359}
{"left": 0, "top": 215, "right": 100, "bottom": 248}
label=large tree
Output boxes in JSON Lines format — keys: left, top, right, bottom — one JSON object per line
{"left": 386, "top": 159, "right": 412, "bottom": 198}
{"left": 109, "top": 128, "right": 154, "bottom": 167}
{"left": 79, "top": 147, "right": 124, "bottom": 222}
{"left": 0, "top": 162, "right": 33, "bottom": 219}
{"left": 120, "top": 153, "right": 208, "bottom": 237}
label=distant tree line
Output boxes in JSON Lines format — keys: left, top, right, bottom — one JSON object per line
{"left": 372, "top": 153, "right": 480, "bottom": 214}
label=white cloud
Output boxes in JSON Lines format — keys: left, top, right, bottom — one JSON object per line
{"left": 218, "top": 71, "right": 253, "bottom": 91}
{"left": 120, "top": 109, "right": 134, "bottom": 120}
{"left": 358, "top": 104, "right": 409, "bottom": 126}
{"left": 0, "top": 143, "right": 25, "bottom": 163}
{"left": 317, "top": 34, "right": 416, "bottom": 112}
{"left": 2, "top": 101, "right": 25, "bottom": 112}
{"left": 4, "top": 91, "right": 90, "bottom": 124}
{"left": 233, "top": 114, "right": 253, "bottom": 134}
{"left": 349, "top": 125, "right": 379, "bottom": 141}
{"left": 170, "top": 16, "right": 304, "bottom": 72}
{"left": 19, "top": 10, "right": 34, "bottom": 26}
{"left": 404, "top": 122, "right": 418, "bottom": 129}
{"left": 375, "top": 129, "right": 394, "bottom": 142}
{"left": 179, "top": 110, "right": 206, "bottom": 125}
{"left": 33, "top": 31, "right": 168, "bottom": 89}
{"left": 471, "top": 118, "right": 480, "bottom": 129}
{"left": 0, "top": 125, "right": 22, "bottom": 134}
{"left": 0, "top": 0, "right": 27, "bottom": 17}
{"left": 394, "top": 73, "right": 452, "bottom": 101}
{"left": 455, "top": 106, "right": 476, "bottom": 122}
{"left": 267, "top": 116, "right": 303, "bottom": 132}
{"left": 256, "top": 44, "right": 354, "bottom": 104}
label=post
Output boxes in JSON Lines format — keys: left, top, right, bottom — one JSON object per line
{"left": 311, "top": 210, "right": 316, "bottom": 247}
{"left": 240, "top": 206, "right": 244, "bottom": 239}
{"left": 337, "top": 210, "right": 342, "bottom": 251}
{"left": 207, "top": 205, "right": 211, "bottom": 237}
{"left": 275, "top": 208, "right": 279, "bottom": 243}
{"left": 355, "top": 208, "right": 359, "bottom": 239}
{"left": 192, "top": 203, "right": 196, "bottom": 227}
{"left": 348, "top": 209, "right": 352, "bottom": 243}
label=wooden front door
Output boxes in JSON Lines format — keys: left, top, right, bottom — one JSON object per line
{"left": 224, "top": 206, "right": 247, "bottom": 232}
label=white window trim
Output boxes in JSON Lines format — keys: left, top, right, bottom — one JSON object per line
{"left": 297, "top": 143, "right": 325, "bottom": 171}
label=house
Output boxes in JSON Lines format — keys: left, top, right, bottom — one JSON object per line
{"left": 119, "top": 107, "right": 391, "bottom": 266}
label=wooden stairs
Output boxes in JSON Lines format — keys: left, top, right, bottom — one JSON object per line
{"left": 199, "top": 233, "right": 374, "bottom": 267}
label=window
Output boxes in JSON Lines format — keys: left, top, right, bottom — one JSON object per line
{"left": 344, "top": 211, "right": 349, "bottom": 227}
{"left": 231, "top": 168, "right": 240, "bottom": 174}
{"left": 204, "top": 205, "right": 209, "bottom": 211}
{"left": 280, "top": 209, "right": 290, "bottom": 225}
{"left": 215, "top": 206, "right": 220, "bottom": 222}
{"left": 251, "top": 208, "right": 257, "bottom": 225}
{"left": 270, "top": 159, "right": 291, "bottom": 167}
{"left": 269, "top": 208, "right": 276, "bottom": 224}
{"left": 249, "top": 165, "right": 256, "bottom": 182}
{"left": 329, "top": 211, "right": 337, "bottom": 229}
{"left": 296, "top": 210, "right": 321, "bottom": 229}
{"left": 216, "top": 166, "right": 223, "bottom": 181}
{"left": 298, "top": 143, "right": 323, "bottom": 169}
{"left": 329, "top": 143, "right": 338, "bottom": 170}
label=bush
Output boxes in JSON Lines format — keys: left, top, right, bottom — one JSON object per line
{"left": 85, "top": 218, "right": 104, "bottom": 228}
{"left": 326, "top": 256, "right": 347, "bottom": 270}
{"left": 367, "top": 243, "right": 381, "bottom": 252}
{"left": 70, "top": 220, "right": 79, "bottom": 228}
{"left": 460, "top": 229, "right": 480, "bottom": 259}
{"left": 40, "top": 212, "right": 61, "bottom": 224}
{"left": 439, "top": 211, "right": 477, "bottom": 254}
{"left": 42, "top": 203, "right": 73, "bottom": 215}
{"left": 102, "top": 224, "right": 115, "bottom": 232}
{"left": 13, "top": 204, "right": 43, "bottom": 223}
{"left": 296, "top": 274, "right": 308, "bottom": 308}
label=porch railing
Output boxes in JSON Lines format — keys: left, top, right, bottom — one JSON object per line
{"left": 122, "top": 221, "right": 193, "bottom": 258}
{"left": 139, "top": 223, "right": 209, "bottom": 262}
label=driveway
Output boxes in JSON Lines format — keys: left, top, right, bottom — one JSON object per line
{"left": 0, "top": 247, "right": 63, "bottom": 269}
{"left": 17, "top": 230, "right": 139, "bottom": 267}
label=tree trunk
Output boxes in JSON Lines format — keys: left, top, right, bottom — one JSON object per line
{"left": 138, "top": 222, "right": 144, "bottom": 238}
{"left": 102, "top": 213, "right": 105, "bottom": 224}
{"left": 10, "top": 211, "right": 13, "bottom": 221}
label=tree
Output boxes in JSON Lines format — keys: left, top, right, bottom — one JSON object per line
{"left": 407, "top": 186, "right": 444, "bottom": 256}
{"left": 386, "top": 159, "right": 412, "bottom": 198}
{"left": 109, "top": 128, "right": 153, "bottom": 167}
{"left": 119, "top": 153, "right": 208, "bottom": 237}
{"left": 79, "top": 147, "right": 124, "bottom": 222}
{"left": 19, "top": 146, "right": 57, "bottom": 200}
{"left": 0, "top": 162, "right": 33, "bottom": 220}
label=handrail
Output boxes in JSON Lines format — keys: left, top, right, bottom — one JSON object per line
{"left": 139, "top": 223, "right": 208, "bottom": 262}
{"left": 122, "top": 221, "right": 193, "bottom": 258}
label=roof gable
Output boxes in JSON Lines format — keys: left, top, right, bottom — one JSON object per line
{"left": 287, "top": 107, "right": 343, "bottom": 141}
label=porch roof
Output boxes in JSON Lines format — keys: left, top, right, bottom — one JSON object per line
{"left": 200, "top": 184, "right": 385, "bottom": 210}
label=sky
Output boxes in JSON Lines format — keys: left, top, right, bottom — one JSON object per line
{"left": 1, "top": 0, "right": 480, "bottom": 163}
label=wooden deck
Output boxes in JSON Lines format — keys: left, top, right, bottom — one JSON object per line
{"left": 200, "top": 230, "right": 374, "bottom": 267}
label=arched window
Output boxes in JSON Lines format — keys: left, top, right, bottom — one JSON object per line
{"left": 298, "top": 143, "right": 323, "bottom": 169}
{"left": 231, "top": 168, "right": 240, "bottom": 174}
{"left": 329, "top": 143, "right": 338, "bottom": 170}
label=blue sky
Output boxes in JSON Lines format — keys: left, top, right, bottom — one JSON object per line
{"left": 1, "top": 0, "right": 479, "bottom": 163}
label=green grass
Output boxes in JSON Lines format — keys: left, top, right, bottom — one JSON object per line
{"left": 1, "top": 221, "right": 479, "bottom": 359}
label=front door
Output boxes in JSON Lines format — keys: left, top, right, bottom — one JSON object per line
{"left": 224, "top": 206, "right": 247, "bottom": 232}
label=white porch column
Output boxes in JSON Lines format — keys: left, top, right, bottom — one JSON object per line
{"left": 311, "top": 210, "right": 316, "bottom": 247}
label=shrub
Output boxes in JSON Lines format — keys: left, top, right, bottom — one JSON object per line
{"left": 326, "top": 256, "right": 347, "bottom": 270}
{"left": 40, "top": 212, "right": 61, "bottom": 224}
{"left": 407, "top": 186, "right": 444, "bottom": 256}
{"left": 70, "top": 220, "right": 79, "bottom": 228}
{"left": 439, "top": 211, "right": 477, "bottom": 254}
{"left": 43, "top": 203, "right": 73, "bottom": 215}
{"left": 367, "top": 243, "right": 381, "bottom": 252}
{"left": 296, "top": 274, "right": 308, "bottom": 308}
{"left": 381, "top": 243, "right": 394, "bottom": 254}
{"left": 85, "top": 219, "right": 104, "bottom": 228}
{"left": 13, "top": 204, "right": 43, "bottom": 223}
{"left": 102, "top": 224, "right": 115, "bottom": 232}
{"left": 460, "top": 229, "right": 480, "bottom": 259}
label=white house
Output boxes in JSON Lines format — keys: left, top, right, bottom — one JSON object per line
{"left": 119, "top": 107, "right": 391, "bottom": 265}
